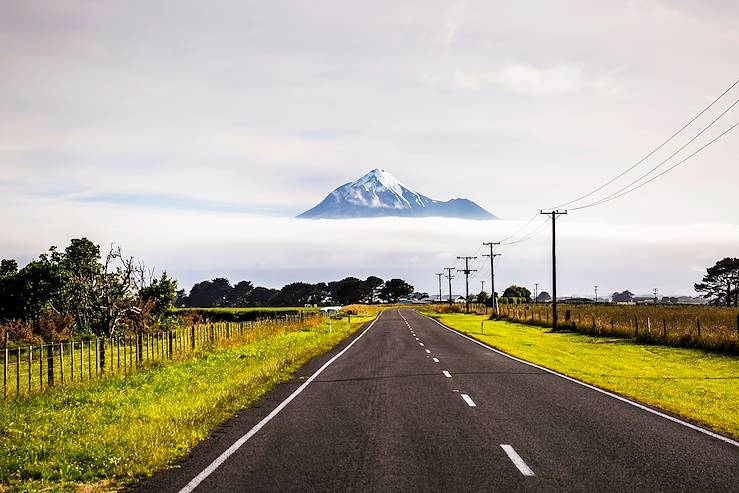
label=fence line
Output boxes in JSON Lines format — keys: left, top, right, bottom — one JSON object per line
{"left": 1, "top": 314, "right": 322, "bottom": 400}
{"left": 492, "top": 305, "right": 739, "bottom": 353}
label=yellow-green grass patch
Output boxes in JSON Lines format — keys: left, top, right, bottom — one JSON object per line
{"left": 0, "top": 315, "right": 373, "bottom": 493}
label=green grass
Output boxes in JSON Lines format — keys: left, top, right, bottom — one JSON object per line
{"left": 0, "top": 314, "right": 373, "bottom": 492}
{"left": 426, "top": 312, "right": 739, "bottom": 439}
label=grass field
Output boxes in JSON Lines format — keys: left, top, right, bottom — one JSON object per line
{"left": 425, "top": 311, "right": 739, "bottom": 439}
{"left": 468, "top": 302, "right": 739, "bottom": 354}
{"left": 0, "top": 311, "right": 374, "bottom": 493}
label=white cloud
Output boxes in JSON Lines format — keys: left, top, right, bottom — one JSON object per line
{"left": 453, "top": 64, "right": 587, "bottom": 96}
{"left": 1, "top": 195, "right": 737, "bottom": 297}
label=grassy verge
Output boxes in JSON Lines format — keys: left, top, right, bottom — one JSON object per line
{"left": 0, "top": 314, "right": 374, "bottom": 492}
{"left": 424, "top": 312, "right": 739, "bottom": 439}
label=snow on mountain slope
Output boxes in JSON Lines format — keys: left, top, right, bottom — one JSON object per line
{"left": 297, "top": 169, "right": 497, "bottom": 220}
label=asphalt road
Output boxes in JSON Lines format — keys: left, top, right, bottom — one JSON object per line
{"left": 138, "top": 309, "right": 739, "bottom": 492}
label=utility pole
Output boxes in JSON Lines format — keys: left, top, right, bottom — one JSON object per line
{"left": 653, "top": 288, "right": 659, "bottom": 305}
{"left": 436, "top": 273, "right": 444, "bottom": 303}
{"left": 594, "top": 285, "right": 599, "bottom": 304}
{"left": 540, "top": 210, "right": 567, "bottom": 328}
{"left": 444, "top": 267, "right": 455, "bottom": 305}
{"left": 534, "top": 283, "right": 539, "bottom": 304}
{"left": 457, "top": 256, "right": 478, "bottom": 314}
{"left": 483, "top": 242, "right": 501, "bottom": 316}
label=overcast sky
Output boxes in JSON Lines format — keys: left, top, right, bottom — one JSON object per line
{"left": 1, "top": 1, "right": 738, "bottom": 297}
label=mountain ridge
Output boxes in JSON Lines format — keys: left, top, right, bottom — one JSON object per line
{"left": 297, "top": 169, "right": 498, "bottom": 220}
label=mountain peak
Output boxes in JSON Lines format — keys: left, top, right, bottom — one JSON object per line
{"left": 297, "top": 169, "right": 498, "bottom": 220}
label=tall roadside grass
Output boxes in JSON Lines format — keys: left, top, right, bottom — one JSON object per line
{"left": 494, "top": 304, "right": 739, "bottom": 354}
{"left": 0, "top": 312, "right": 374, "bottom": 493}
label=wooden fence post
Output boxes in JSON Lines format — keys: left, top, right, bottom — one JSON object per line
{"left": 39, "top": 343, "right": 44, "bottom": 390}
{"left": 663, "top": 319, "right": 667, "bottom": 338}
{"left": 191, "top": 327, "right": 196, "bottom": 351}
{"left": 697, "top": 318, "right": 701, "bottom": 338}
{"left": 60, "top": 343, "right": 64, "bottom": 383}
{"left": 168, "top": 331, "right": 173, "bottom": 359}
{"left": 70, "top": 341, "right": 74, "bottom": 382}
{"left": 16, "top": 347, "right": 20, "bottom": 397}
{"left": 3, "top": 333, "right": 7, "bottom": 399}
{"left": 138, "top": 334, "right": 143, "bottom": 364}
{"left": 635, "top": 317, "right": 639, "bottom": 336}
{"left": 80, "top": 341, "right": 84, "bottom": 380}
{"left": 28, "top": 346, "right": 32, "bottom": 393}
{"left": 98, "top": 338, "right": 103, "bottom": 374}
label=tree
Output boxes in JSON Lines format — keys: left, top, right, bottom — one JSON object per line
{"left": 536, "top": 291, "right": 551, "bottom": 302}
{"left": 246, "top": 287, "right": 278, "bottom": 307}
{"left": 272, "top": 282, "right": 321, "bottom": 306}
{"left": 694, "top": 257, "right": 739, "bottom": 307}
{"left": 140, "top": 271, "right": 178, "bottom": 316}
{"left": 186, "top": 278, "right": 232, "bottom": 307}
{"left": 0, "top": 259, "right": 20, "bottom": 322}
{"left": 476, "top": 291, "right": 489, "bottom": 304}
{"left": 502, "top": 285, "right": 531, "bottom": 302}
{"left": 380, "top": 278, "right": 414, "bottom": 303}
{"left": 364, "top": 276, "right": 384, "bottom": 304}
{"left": 612, "top": 290, "right": 634, "bottom": 303}
{"left": 227, "top": 281, "right": 254, "bottom": 307}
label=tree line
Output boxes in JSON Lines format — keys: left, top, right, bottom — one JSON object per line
{"left": 0, "top": 238, "right": 177, "bottom": 341}
{"left": 175, "top": 276, "right": 415, "bottom": 307}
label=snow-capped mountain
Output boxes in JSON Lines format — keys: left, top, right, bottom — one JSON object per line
{"left": 297, "top": 169, "right": 498, "bottom": 220}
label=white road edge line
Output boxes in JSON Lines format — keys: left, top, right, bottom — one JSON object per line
{"left": 443, "top": 370, "right": 452, "bottom": 378}
{"left": 423, "top": 313, "right": 739, "bottom": 448}
{"left": 501, "top": 444, "right": 535, "bottom": 476}
{"left": 432, "top": 357, "right": 439, "bottom": 363}
{"left": 461, "top": 393, "right": 477, "bottom": 407}
{"left": 176, "top": 312, "right": 384, "bottom": 493}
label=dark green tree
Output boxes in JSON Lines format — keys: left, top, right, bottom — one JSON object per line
{"left": 695, "top": 257, "right": 739, "bottom": 307}
{"left": 380, "top": 278, "right": 414, "bottom": 303}
{"left": 502, "top": 285, "right": 531, "bottom": 301}
{"left": 186, "top": 278, "right": 232, "bottom": 307}
{"left": 227, "top": 281, "right": 254, "bottom": 307}
{"left": 140, "top": 271, "right": 178, "bottom": 315}
{"left": 535, "top": 291, "right": 552, "bottom": 302}
{"left": 476, "top": 291, "right": 489, "bottom": 304}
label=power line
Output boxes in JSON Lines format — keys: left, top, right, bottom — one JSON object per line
{"left": 502, "top": 216, "right": 551, "bottom": 245}
{"left": 546, "top": 79, "right": 739, "bottom": 210}
{"left": 498, "top": 211, "right": 540, "bottom": 244}
{"left": 570, "top": 120, "right": 739, "bottom": 210}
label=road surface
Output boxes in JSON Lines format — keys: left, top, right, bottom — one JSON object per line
{"left": 138, "top": 309, "right": 739, "bottom": 492}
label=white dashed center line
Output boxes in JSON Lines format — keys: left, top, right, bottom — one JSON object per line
{"left": 461, "top": 394, "right": 477, "bottom": 407}
{"left": 432, "top": 357, "right": 439, "bottom": 363}
{"left": 425, "top": 349, "right": 431, "bottom": 353}
{"left": 419, "top": 342, "right": 424, "bottom": 346}
{"left": 501, "top": 445, "right": 535, "bottom": 477}
{"left": 442, "top": 371, "right": 452, "bottom": 378}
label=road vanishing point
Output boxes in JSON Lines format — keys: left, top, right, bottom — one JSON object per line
{"left": 138, "top": 309, "right": 738, "bottom": 492}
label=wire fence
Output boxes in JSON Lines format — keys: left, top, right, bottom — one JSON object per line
{"left": 495, "top": 304, "right": 739, "bottom": 354}
{"left": 1, "top": 314, "right": 323, "bottom": 400}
